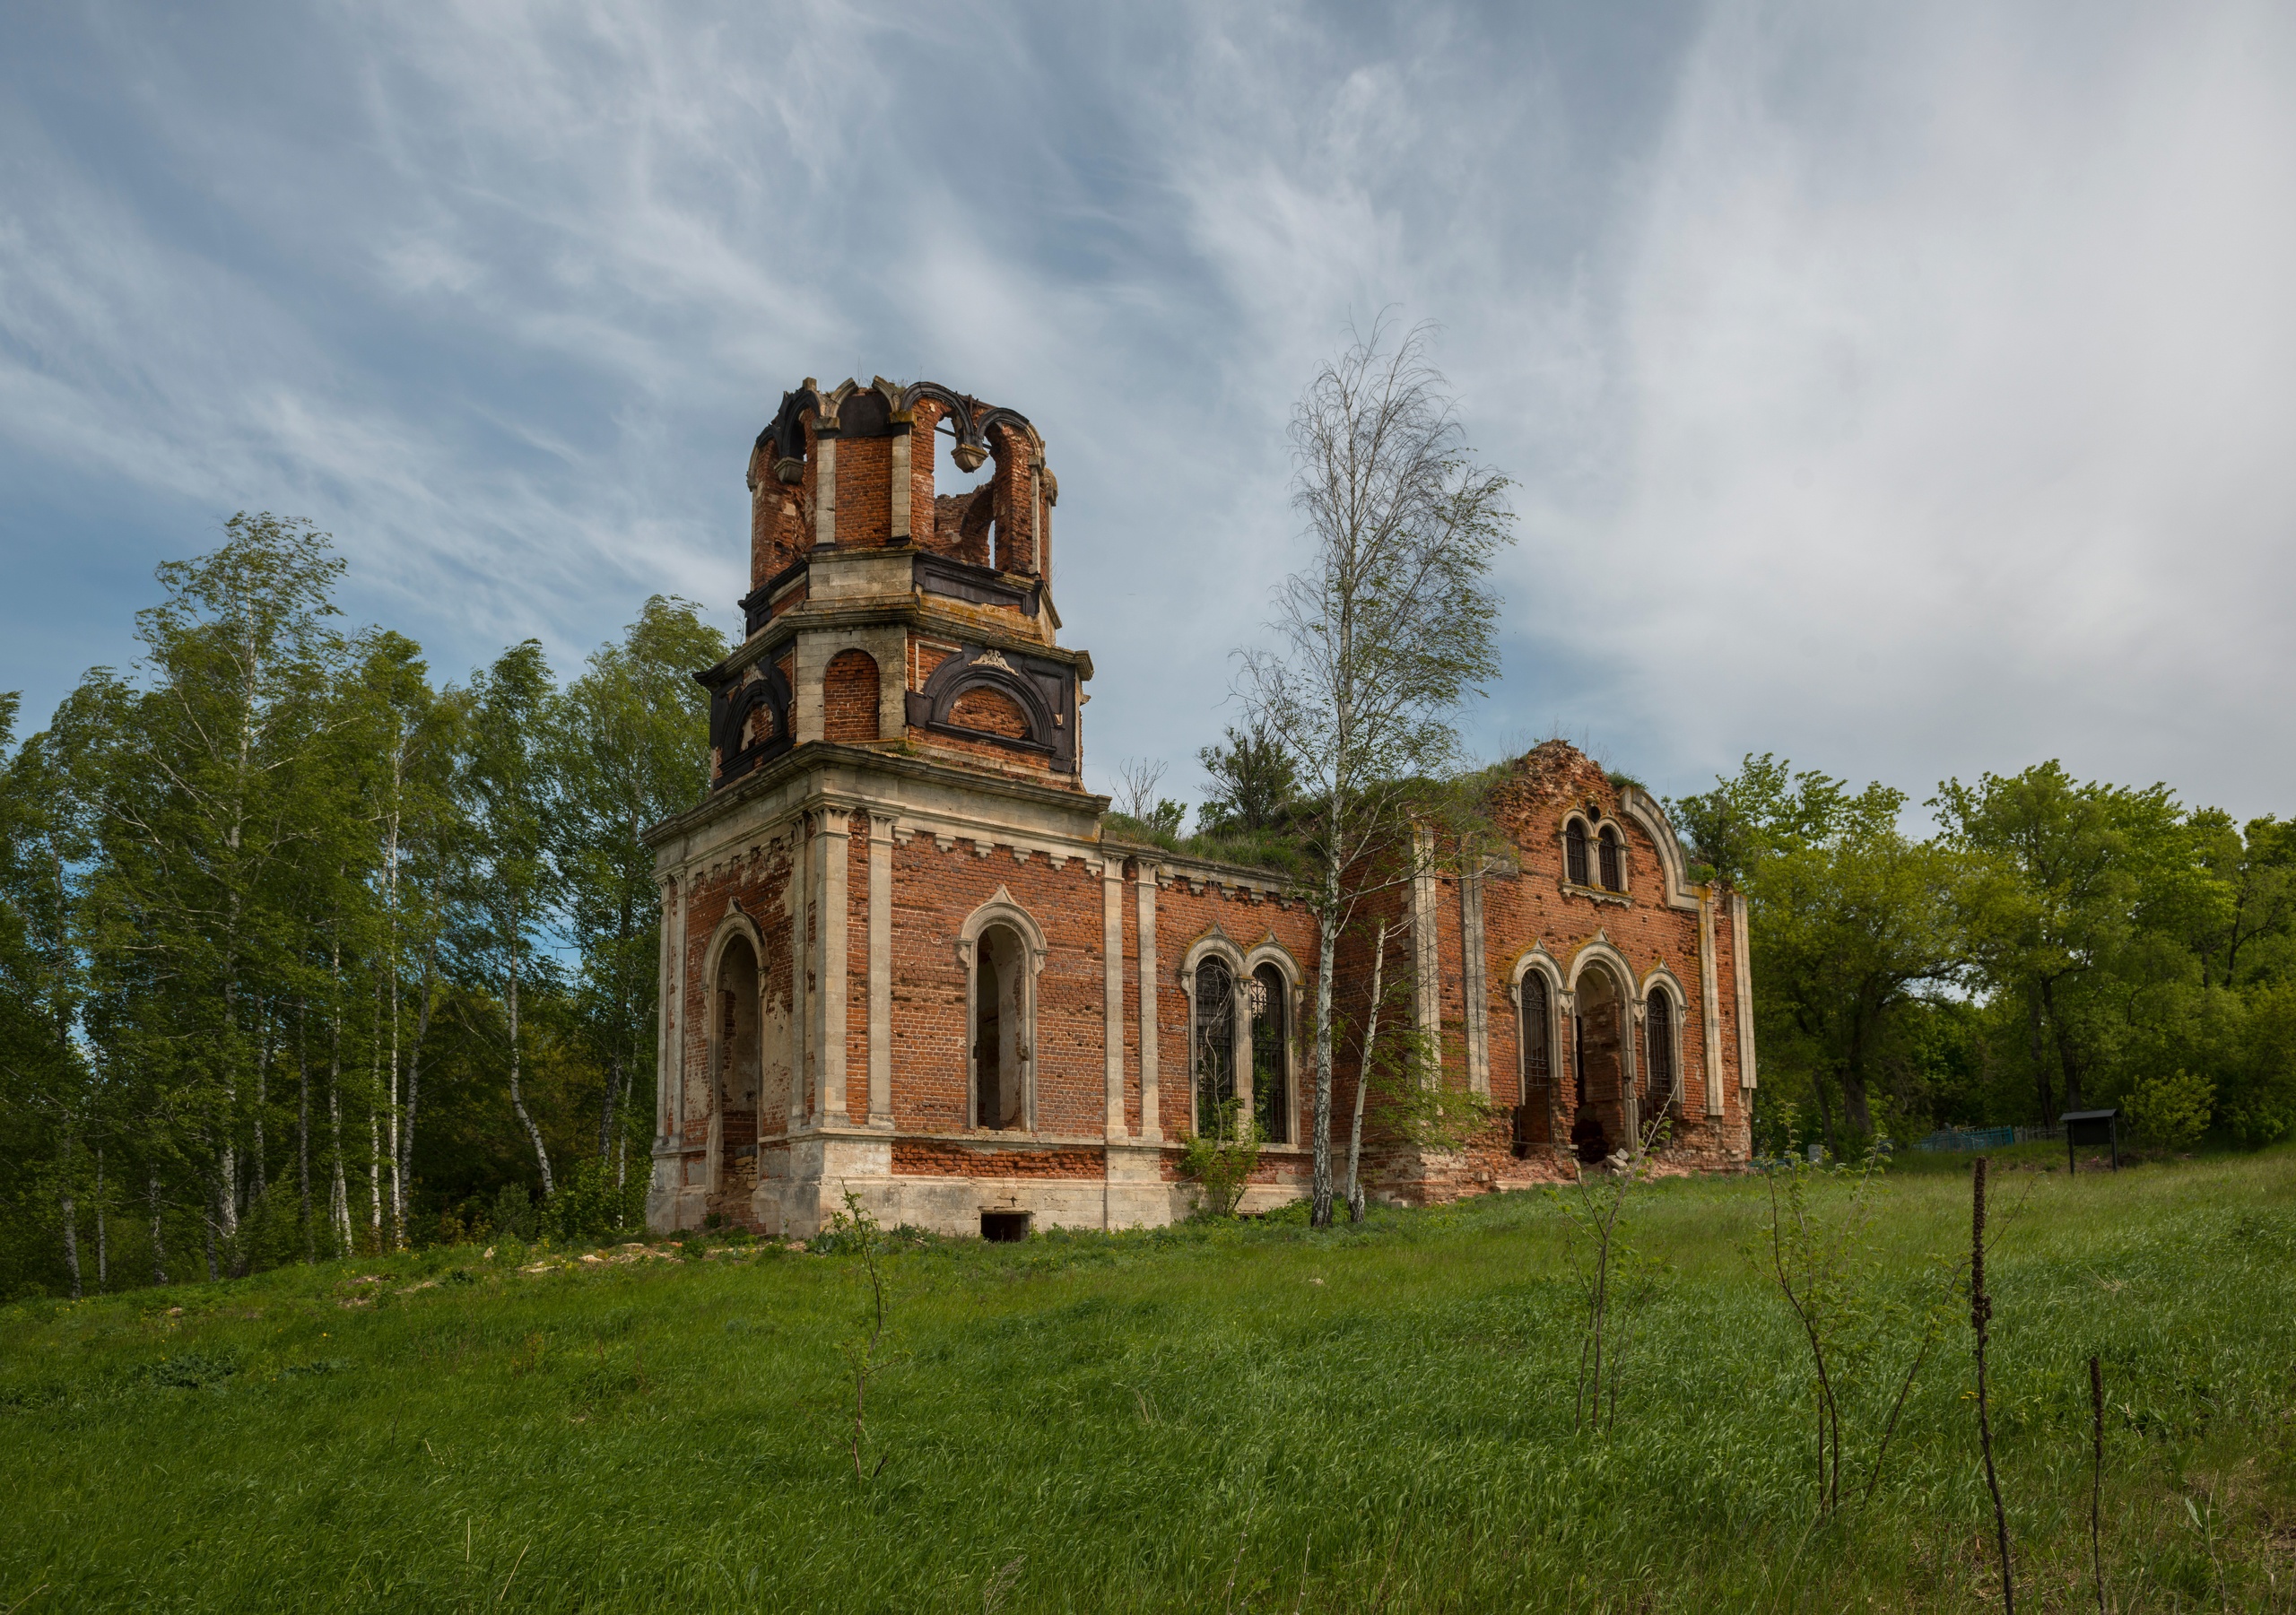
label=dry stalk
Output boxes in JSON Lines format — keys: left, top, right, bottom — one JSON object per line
{"left": 1971, "top": 1157, "right": 2013, "bottom": 1613}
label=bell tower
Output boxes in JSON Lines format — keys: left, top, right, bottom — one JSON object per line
{"left": 699, "top": 377, "right": 1090, "bottom": 791}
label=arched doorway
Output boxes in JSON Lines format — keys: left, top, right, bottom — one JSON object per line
{"left": 972, "top": 923, "right": 1029, "bottom": 1130}
{"left": 1571, "top": 964, "right": 1629, "bottom": 1164}
{"left": 715, "top": 934, "right": 761, "bottom": 1205}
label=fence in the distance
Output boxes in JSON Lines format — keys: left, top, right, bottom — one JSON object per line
{"left": 1913, "top": 1124, "right": 2063, "bottom": 1152}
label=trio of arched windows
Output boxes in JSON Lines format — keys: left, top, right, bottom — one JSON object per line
{"left": 1513, "top": 962, "right": 1684, "bottom": 1159}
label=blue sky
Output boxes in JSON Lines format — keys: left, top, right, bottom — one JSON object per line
{"left": 5, "top": 2, "right": 2294, "bottom": 821}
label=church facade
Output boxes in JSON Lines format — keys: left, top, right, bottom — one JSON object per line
{"left": 644, "top": 377, "right": 1756, "bottom": 1239}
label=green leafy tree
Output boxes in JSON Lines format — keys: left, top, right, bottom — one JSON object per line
{"left": 548, "top": 597, "right": 724, "bottom": 1186}
{"left": 1935, "top": 763, "right": 2202, "bottom": 1117}
{"left": 1195, "top": 722, "right": 1299, "bottom": 837}
{"left": 460, "top": 642, "right": 561, "bottom": 1196}
{"left": 73, "top": 515, "right": 350, "bottom": 1267}
{"left": 1676, "top": 758, "right": 1969, "bottom": 1150}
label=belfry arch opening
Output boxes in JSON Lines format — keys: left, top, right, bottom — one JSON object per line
{"left": 971, "top": 924, "right": 1029, "bottom": 1131}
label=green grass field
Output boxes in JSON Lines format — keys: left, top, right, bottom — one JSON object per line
{"left": 4, "top": 1150, "right": 2292, "bottom": 1612}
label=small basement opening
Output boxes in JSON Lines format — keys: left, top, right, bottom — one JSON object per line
{"left": 980, "top": 1211, "right": 1031, "bottom": 1243}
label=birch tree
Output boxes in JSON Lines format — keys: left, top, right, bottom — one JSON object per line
{"left": 549, "top": 598, "right": 722, "bottom": 1187}
{"left": 463, "top": 642, "right": 561, "bottom": 1195}
{"left": 1239, "top": 320, "right": 1513, "bottom": 1227}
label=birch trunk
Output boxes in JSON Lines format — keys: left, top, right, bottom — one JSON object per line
{"left": 397, "top": 951, "right": 434, "bottom": 1218}
{"left": 1309, "top": 863, "right": 1340, "bottom": 1226}
{"left": 508, "top": 900, "right": 554, "bottom": 1194}
{"left": 95, "top": 1148, "right": 107, "bottom": 1291}
{"left": 252, "top": 999, "right": 270, "bottom": 1205}
{"left": 328, "top": 927, "right": 351, "bottom": 1254}
{"left": 368, "top": 978, "right": 384, "bottom": 1249}
{"left": 296, "top": 996, "right": 313, "bottom": 1261}
{"left": 149, "top": 1172, "right": 168, "bottom": 1286}
{"left": 385, "top": 759, "right": 404, "bottom": 1239}
{"left": 59, "top": 1130, "right": 83, "bottom": 1300}
{"left": 1346, "top": 919, "right": 1389, "bottom": 1223}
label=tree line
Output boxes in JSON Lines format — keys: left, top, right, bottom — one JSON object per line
{"left": 1673, "top": 752, "right": 2296, "bottom": 1157}
{"left": 8, "top": 331, "right": 2291, "bottom": 1295}
{"left": 0, "top": 514, "right": 725, "bottom": 1299}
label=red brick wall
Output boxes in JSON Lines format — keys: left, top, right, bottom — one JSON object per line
{"left": 907, "top": 399, "right": 942, "bottom": 545}
{"left": 678, "top": 840, "right": 796, "bottom": 1150}
{"left": 892, "top": 1141, "right": 1103, "bottom": 1178}
{"left": 835, "top": 433, "right": 892, "bottom": 549}
{"left": 947, "top": 685, "right": 1027, "bottom": 738}
{"left": 883, "top": 838, "right": 1110, "bottom": 1140}
{"left": 823, "top": 650, "right": 881, "bottom": 742}
{"left": 988, "top": 421, "right": 1037, "bottom": 577}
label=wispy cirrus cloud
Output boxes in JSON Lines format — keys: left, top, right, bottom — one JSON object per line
{"left": 2, "top": 1, "right": 2292, "bottom": 820}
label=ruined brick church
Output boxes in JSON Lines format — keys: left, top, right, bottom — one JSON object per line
{"left": 645, "top": 377, "right": 1756, "bottom": 1238}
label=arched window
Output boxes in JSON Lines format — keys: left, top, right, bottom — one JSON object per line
{"left": 1598, "top": 825, "right": 1623, "bottom": 891}
{"left": 1513, "top": 972, "right": 1552, "bottom": 1156}
{"left": 1647, "top": 991, "right": 1675, "bottom": 1108}
{"left": 1250, "top": 963, "right": 1288, "bottom": 1144}
{"left": 712, "top": 934, "right": 762, "bottom": 1203}
{"left": 1565, "top": 819, "right": 1590, "bottom": 887}
{"left": 1193, "top": 956, "right": 1236, "bottom": 1136}
{"left": 972, "top": 924, "right": 1030, "bottom": 1130}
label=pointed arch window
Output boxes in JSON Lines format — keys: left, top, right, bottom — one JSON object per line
{"left": 1598, "top": 825, "right": 1623, "bottom": 891}
{"left": 1565, "top": 819, "right": 1590, "bottom": 887}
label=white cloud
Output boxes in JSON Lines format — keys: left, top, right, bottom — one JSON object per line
{"left": 2, "top": 0, "right": 2291, "bottom": 821}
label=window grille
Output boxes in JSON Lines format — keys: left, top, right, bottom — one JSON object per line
{"left": 1194, "top": 957, "right": 1236, "bottom": 1134}
{"left": 1598, "top": 826, "right": 1623, "bottom": 891}
{"left": 1565, "top": 820, "right": 1589, "bottom": 886}
{"left": 1648, "top": 992, "right": 1674, "bottom": 1106}
{"left": 1250, "top": 964, "right": 1287, "bottom": 1144}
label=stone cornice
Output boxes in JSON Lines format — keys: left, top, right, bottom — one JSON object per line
{"left": 643, "top": 741, "right": 1108, "bottom": 850}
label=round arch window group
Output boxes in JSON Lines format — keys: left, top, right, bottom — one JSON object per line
{"left": 1512, "top": 958, "right": 1687, "bottom": 1164}
{"left": 1191, "top": 953, "right": 1292, "bottom": 1144}
{"left": 1564, "top": 814, "right": 1628, "bottom": 894}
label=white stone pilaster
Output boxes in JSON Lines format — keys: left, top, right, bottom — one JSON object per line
{"left": 867, "top": 814, "right": 895, "bottom": 1128}
{"left": 813, "top": 435, "right": 837, "bottom": 549}
{"left": 1699, "top": 893, "right": 1725, "bottom": 1116}
{"left": 658, "top": 876, "right": 678, "bottom": 1141}
{"left": 818, "top": 811, "right": 851, "bottom": 1124}
{"left": 788, "top": 819, "right": 811, "bottom": 1130}
{"left": 1461, "top": 865, "right": 1490, "bottom": 1096}
{"left": 1411, "top": 833, "right": 1440, "bottom": 1080}
{"left": 889, "top": 430, "right": 910, "bottom": 541}
{"left": 1732, "top": 892, "right": 1759, "bottom": 1090}
{"left": 1135, "top": 863, "right": 1161, "bottom": 1142}
{"left": 1101, "top": 859, "right": 1126, "bottom": 1138}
